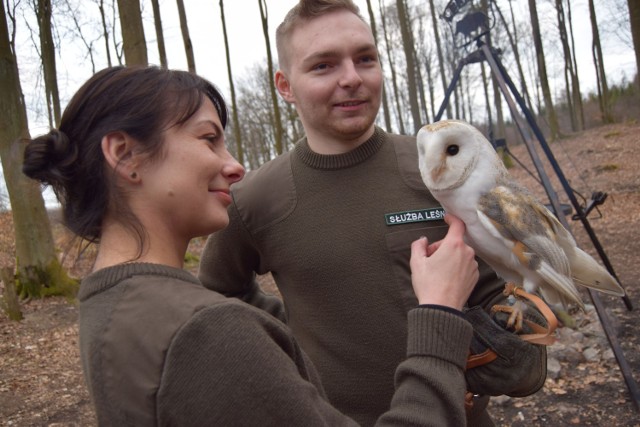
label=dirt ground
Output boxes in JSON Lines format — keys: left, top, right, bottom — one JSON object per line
{"left": 1, "top": 122, "right": 639, "bottom": 426}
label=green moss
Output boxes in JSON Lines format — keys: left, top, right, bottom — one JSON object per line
{"left": 16, "top": 259, "right": 79, "bottom": 300}
{"left": 184, "top": 251, "right": 200, "bottom": 269}
{"left": 596, "top": 163, "right": 619, "bottom": 172}
{"left": 498, "top": 147, "right": 514, "bottom": 169}
{"left": 604, "top": 131, "right": 621, "bottom": 139}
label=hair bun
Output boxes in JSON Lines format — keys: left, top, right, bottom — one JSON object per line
{"left": 22, "top": 129, "right": 78, "bottom": 186}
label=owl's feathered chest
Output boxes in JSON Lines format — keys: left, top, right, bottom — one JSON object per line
{"left": 431, "top": 158, "right": 505, "bottom": 222}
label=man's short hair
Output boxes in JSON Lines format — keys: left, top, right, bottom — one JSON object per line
{"left": 275, "top": 0, "right": 366, "bottom": 72}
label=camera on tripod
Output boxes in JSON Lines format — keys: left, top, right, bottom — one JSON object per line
{"left": 441, "top": 0, "right": 495, "bottom": 49}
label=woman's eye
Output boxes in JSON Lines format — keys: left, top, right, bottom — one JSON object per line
{"left": 203, "top": 134, "right": 219, "bottom": 144}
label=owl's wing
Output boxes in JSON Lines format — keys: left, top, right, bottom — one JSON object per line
{"left": 533, "top": 198, "right": 625, "bottom": 297}
{"left": 476, "top": 185, "right": 583, "bottom": 307}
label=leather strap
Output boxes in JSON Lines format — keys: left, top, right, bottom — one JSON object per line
{"left": 502, "top": 283, "right": 558, "bottom": 346}
{"left": 465, "top": 283, "right": 558, "bottom": 370}
{"left": 466, "top": 348, "right": 498, "bottom": 369}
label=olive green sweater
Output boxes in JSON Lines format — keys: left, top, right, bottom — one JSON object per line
{"left": 199, "top": 127, "right": 528, "bottom": 426}
{"left": 78, "top": 262, "right": 473, "bottom": 426}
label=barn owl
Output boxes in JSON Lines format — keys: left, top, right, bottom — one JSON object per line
{"left": 416, "top": 119, "right": 625, "bottom": 329}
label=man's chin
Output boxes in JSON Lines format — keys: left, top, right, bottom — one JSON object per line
{"left": 333, "top": 119, "right": 375, "bottom": 139}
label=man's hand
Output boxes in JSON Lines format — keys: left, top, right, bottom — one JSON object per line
{"left": 410, "top": 214, "right": 479, "bottom": 310}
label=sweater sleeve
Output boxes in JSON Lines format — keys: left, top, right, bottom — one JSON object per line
{"left": 157, "top": 302, "right": 472, "bottom": 427}
{"left": 377, "top": 308, "right": 473, "bottom": 426}
{"left": 198, "top": 202, "right": 286, "bottom": 321}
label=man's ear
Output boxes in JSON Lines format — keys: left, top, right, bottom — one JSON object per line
{"left": 275, "top": 70, "right": 295, "bottom": 103}
{"left": 101, "top": 131, "right": 140, "bottom": 182}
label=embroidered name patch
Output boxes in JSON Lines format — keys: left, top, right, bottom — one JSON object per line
{"left": 385, "top": 208, "right": 446, "bottom": 225}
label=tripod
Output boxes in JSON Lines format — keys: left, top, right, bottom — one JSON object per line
{"left": 434, "top": 38, "right": 639, "bottom": 410}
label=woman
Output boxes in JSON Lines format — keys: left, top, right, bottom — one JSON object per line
{"left": 22, "top": 66, "right": 479, "bottom": 426}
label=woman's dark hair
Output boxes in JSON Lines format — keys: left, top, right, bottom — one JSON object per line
{"left": 22, "top": 66, "right": 228, "bottom": 244}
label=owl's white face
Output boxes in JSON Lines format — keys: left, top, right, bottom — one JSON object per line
{"left": 417, "top": 120, "right": 482, "bottom": 193}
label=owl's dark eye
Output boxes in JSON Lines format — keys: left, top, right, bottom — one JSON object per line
{"left": 446, "top": 144, "right": 459, "bottom": 156}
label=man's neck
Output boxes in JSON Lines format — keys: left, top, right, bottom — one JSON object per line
{"left": 305, "top": 126, "right": 376, "bottom": 155}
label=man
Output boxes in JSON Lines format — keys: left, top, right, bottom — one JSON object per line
{"left": 199, "top": 1, "right": 546, "bottom": 425}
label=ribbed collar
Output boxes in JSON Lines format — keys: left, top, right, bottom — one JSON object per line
{"left": 78, "top": 262, "right": 200, "bottom": 301}
{"left": 294, "top": 126, "right": 386, "bottom": 170}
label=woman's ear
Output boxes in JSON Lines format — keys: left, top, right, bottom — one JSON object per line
{"left": 275, "top": 70, "right": 295, "bottom": 104}
{"left": 101, "top": 132, "right": 140, "bottom": 183}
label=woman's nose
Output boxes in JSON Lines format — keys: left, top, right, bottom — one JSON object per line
{"left": 223, "top": 154, "right": 245, "bottom": 183}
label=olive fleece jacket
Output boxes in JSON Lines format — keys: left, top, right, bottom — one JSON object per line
{"left": 199, "top": 127, "right": 546, "bottom": 426}
{"left": 78, "top": 262, "right": 473, "bottom": 426}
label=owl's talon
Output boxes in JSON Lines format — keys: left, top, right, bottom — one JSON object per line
{"left": 490, "top": 303, "right": 524, "bottom": 333}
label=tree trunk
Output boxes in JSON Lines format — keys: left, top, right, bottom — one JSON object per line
{"left": 628, "top": 0, "right": 640, "bottom": 89}
{"left": 378, "top": 2, "right": 405, "bottom": 135}
{"left": 176, "top": 0, "right": 195, "bottom": 72}
{"left": 36, "top": 0, "right": 61, "bottom": 127}
{"left": 151, "top": 0, "right": 167, "bottom": 68}
{"left": 395, "top": 0, "right": 421, "bottom": 133}
{"left": 365, "top": 0, "right": 392, "bottom": 132}
{"left": 413, "top": 42, "right": 429, "bottom": 124}
{"left": 528, "top": 0, "right": 561, "bottom": 140}
{"left": 424, "top": 54, "right": 436, "bottom": 123}
{"left": 111, "top": 0, "right": 123, "bottom": 64}
{"left": 481, "top": 62, "right": 493, "bottom": 132}
{"left": 588, "top": 0, "right": 613, "bottom": 124}
{"left": 0, "top": 2, "right": 77, "bottom": 300}
{"left": 258, "top": 0, "right": 284, "bottom": 155}
{"left": 1, "top": 267, "right": 22, "bottom": 321}
{"left": 481, "top": 0, "right": 504, "bottom": 144}
{"left": 116, "top": 0, "right": 147, "bottom": 65}
{"left": 219, "top": 0, "right": 243, "bottom": 164}
{"left": 98, "top": 0, "right": 112, "bottom": 67}
{"left": 502, "top": 0, "right": 535, "bottom": 117}
{"left": 428, "top": 0, "right": 452, "bottom": 119}
{"left": 566, "top": 0, "right": 585, "bottom": 130}
{"left": 556, "top": 0, "right": 584, "bottom": 131}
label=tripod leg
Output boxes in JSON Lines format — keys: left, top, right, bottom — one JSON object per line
{"left": 481, "top": 43, "right": 632, "bottom": 309}
{"left": 479, "top": 42, "right": 639, "bottom": 411}
{"left": 435, "top": 61, "right": 464, "bottom": 122}
{"left": 479, "top": 44, "right": 568, "bottom": 223}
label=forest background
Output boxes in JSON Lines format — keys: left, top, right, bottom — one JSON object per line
{"left": 1, "top": 0, "right": 637, "bottom": 206}
{"left": 1, "top": 0, "right": 640, "bottom": 420}
{"left": 1, "top": 0, "right": 638, "bottom": 338}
